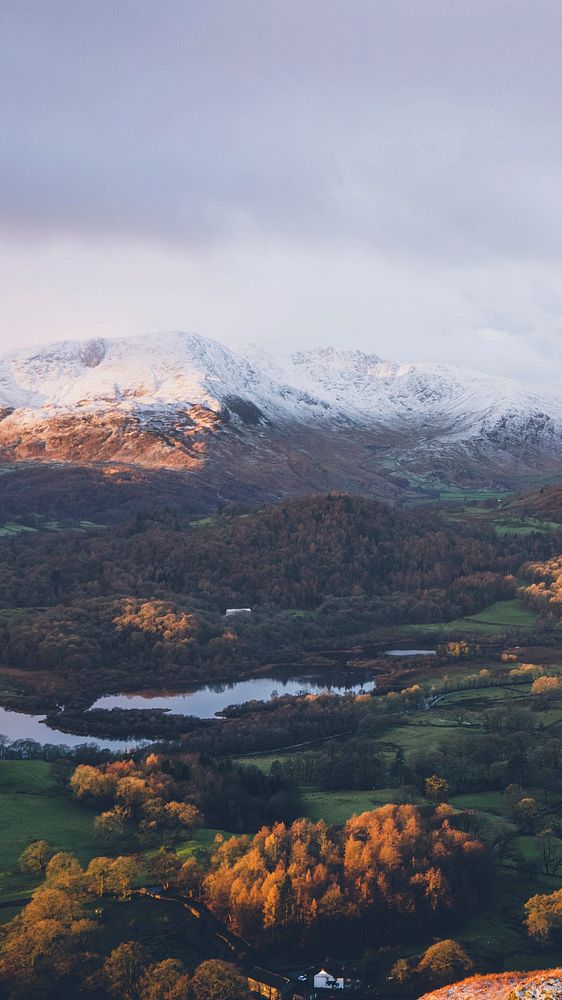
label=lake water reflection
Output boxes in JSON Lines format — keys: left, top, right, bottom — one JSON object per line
{"left": 385, "top": 649, "right": 436, "bottom": 657}
{"left": 90, "top": 671, "right": 376, "bottom": 720}
{"left": 0, "top": 706, "right": 138, "bottom": 751}
{"left": 0, "top": 671, "right": 376, "bottom": 748}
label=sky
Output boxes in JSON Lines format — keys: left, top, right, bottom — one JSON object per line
{"left": 2, "top": 0, "right": 562, "bottom": 389}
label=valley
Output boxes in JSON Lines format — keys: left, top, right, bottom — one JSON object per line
{"left": 3, "top": 481, "right": 562, "bottom": 996}
{"left": 2, "top": 350, "right": 562, "bottom": 996}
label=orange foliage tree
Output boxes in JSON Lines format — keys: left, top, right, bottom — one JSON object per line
{"left": 203, "top": 805, "right": 486, "bottom": 944}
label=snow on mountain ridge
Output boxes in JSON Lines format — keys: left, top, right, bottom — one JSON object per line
{"left": 276, "top": 345, "right": 562, "bottom": 429}
{"left": 0, "top": 331, "right": 276, "bottom": 414}
{"left": 0, "top": 331, "right": 560, "bottom": 439}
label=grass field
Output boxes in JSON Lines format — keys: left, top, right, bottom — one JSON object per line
{"left": 0, "top": 522, "right": 37, "bottom": 537}
{"left": 301, "top": 787, "right": 411, "bottom": 824}
{"left": 450, "top": 790, "right": 509, "bottom": 819}
{"left": 234, "top": 753, "right": 292, "bottom": 773}
{"left": 0, "top": 761, "right": 98, "bottom": 869}
{"left": 0, "top": 760, "right": 100, "bottom": 903}
{"left": 494, "top": 516, "right": 562, "bottom": 536}
{"left": 0, "top": 519, "right": 103, "bottom": 536}
{"left": 400, "top": 598, "right": 539, "bottom": 636}
{"left": 0, "top": 761, "right": 228, "bottom": 906}
{"left": 464, "top": 599, "right": 539, "bottom": 626}
{"left": 174, "top": 827, "right": 232, "bottom": 861}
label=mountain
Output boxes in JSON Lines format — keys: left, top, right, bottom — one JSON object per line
{"left": 0, "top": 331, "right": 561, "bottom": 505}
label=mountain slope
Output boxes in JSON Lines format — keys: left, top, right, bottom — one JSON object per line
{"left": 419, "top": 968, "right": 562, "bottom": 998}
{"left": 0, "top": 331, "right": 561, "bottom": 496}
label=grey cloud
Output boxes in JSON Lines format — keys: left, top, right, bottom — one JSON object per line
{"left": 3, "top": 1, "right": 562, "bottom": 262}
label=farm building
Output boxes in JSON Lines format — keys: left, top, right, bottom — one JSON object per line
{"left": 248, "top": 966, "right": 294, "bottom": 1000}
{"left": 312, "top": 962, "right": 361, "bottom": 991}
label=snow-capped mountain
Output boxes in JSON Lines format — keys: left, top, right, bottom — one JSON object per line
{"left": 0, "top": 331, "right": 561, "bottom": 495}
{"left": 0, "top": 332, "right": 310, "bottom": 415}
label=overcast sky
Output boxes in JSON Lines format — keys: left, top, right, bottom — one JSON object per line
{"left": 2, "top": 0, "right": 562, "bottom": 388}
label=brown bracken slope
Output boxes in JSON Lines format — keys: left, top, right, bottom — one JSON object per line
{"left": 419, "top": 968, "right": 562, "bottom": 999}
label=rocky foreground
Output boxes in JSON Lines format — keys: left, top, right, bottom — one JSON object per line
{"left": 420, "top": 969, "right": 562, "bottom": 999}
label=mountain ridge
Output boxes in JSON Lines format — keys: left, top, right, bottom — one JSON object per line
{"left": 0, "top": 330, "right": 561, "bottom": 494}
{"left": 2, "top": 330, "right": 560, "bottom": 422}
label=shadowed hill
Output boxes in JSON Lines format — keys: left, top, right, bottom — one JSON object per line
{"left": 511, "top": 483, "right": 562, "bottom": 523}
{"left": 0, "top": 492, "right": 535, "bottom": 610}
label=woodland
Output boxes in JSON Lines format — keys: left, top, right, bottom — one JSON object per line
{"left": 0, "top": 492, "right": 557, "bottom": 723}
{"left": 2, "top": 489, "right": 562, "bottom": 996}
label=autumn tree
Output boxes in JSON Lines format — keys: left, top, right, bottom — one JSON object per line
{"left": 390, "top": 958, "right": 412, "bottom": 985}
{"left": 0, "top": 878, "right": 96, "bottom": 994}
{"left": 178, "top": 857, "right": 204, "bottom": 897}
{"left": 94, "top": 806, "right": 127, "bottom": 847}
{"left": 139, "top": 958, "right": 190, "bottom": 1000}
{"left": 424, "top": 775, "right": 449, "bottom": 802}
{"left": 70, "top": 763, "right": 117, "bottom": 801}
{"left": 203, "top": 806, "right": 486, "bottom": 944}
{"left": 190, "top": 960, "right": 250, "bottom": 1000}
{"left": 512, "top": 796, "right": 541, "bottom": 834}
{"left": 19, "top": 839, "right": 55, "bottom": 874}
{"left": 524, "top": 887, "right": 562, "bottom": 941}
{"left": 103, "top": 941, "right": 146, "bottom": 1000}
{"left": 416, "top": 939, "right": 473, "bottom": 987}
{"left": 85, "top": 855, "right": 139, "bottom": 898}
{"left": 531, "top": 675, "right": 562, "bottom": 708}
{"left": 149, "top": 846, "right": 183, "bottom": 890}
{"left": 141, "top": 800, "right": 202, "bottom": 844}
{"left": 44, "top": 851, "right": 86, "bottom": 898}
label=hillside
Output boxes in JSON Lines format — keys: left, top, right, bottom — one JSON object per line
{"left": 0, "top": 492, "right": 556, "bottom": 713}
{"left": 420, "top": 968, "right": 562, "bottom": 998}
{"left": 0, "top": 493, "right": 541, "bottom": 610}
{"left": 511, "top": 483, "right": 562, "bottom": 524}
{"left": 1, "top": 332, "right": 561, "bottom": 498}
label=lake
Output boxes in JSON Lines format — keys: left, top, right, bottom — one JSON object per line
{"left": 0, "top": 705, "right": 139, "bottom": 751}
{"left": 90, "top": 671, "right": 376, "bottom": 720}
{"left": 0, "top": 670, "right": 376, "bottom": 747}
{"left": 385, "top": 649, "right": 436, "bottom": 657}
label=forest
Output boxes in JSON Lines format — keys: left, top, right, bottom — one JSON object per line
{"left": 2, "top": 490, "right": 562, "bottom": 997}
{"left": 0, "top": 492, "right": 559, "bottom": 721}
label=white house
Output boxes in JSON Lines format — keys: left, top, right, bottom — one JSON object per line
{"left": 225, "top": 607, "right": 252, "bottom": 616}
{"left": 313, "top": 966, "right": 345, "bottom": 990}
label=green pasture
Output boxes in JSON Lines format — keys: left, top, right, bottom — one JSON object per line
{"left": 0, "top": 761, "right": 99, "bottom": 869}
{"left": 464, "top": 599, "right": 539, "bottom": 626}
{"left": 0, "top": 761, "right": 229, "bottom": 907}
{"left": 234, "top": 753, "right": 292, "bottom": 773}
{"left": 494, "top": 516, "right": 562, "bottom": 536}
{"left": 0, "top": 518, "right": 103, "bottom": 537}
{"left": 0, "top": 760, "right": 99, "bottom": 903}
{"left": 0, "top": 522, "right": 37, "bottom": 537}
{"left": 301, "top": 788, "right": 408, "bottom": 825}
{"left": 400, "top": 598, "right": 539, "bottom": 637}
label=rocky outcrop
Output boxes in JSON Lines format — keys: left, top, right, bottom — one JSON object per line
{"left": 419, "top": 968, "right": 562, "bottom": 999}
